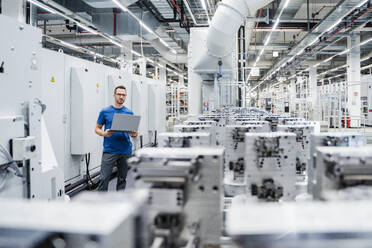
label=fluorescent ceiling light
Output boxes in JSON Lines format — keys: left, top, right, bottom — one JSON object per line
{"left": 76, "top": 23, "right": 99, "bottom": 35}
{"left": 107, "top": 38, "right": 123, "bottom": 48}
{"left": 132, "top": 50, "right": 141, "bottom": 56}
{"left": 273, "top": 19, "right": 280, "bottom": 30}
{"left": 60, "top": 41, "right": 79, "bottom": 50}
{"left": 112, "top": 0, "right": 128, "bottom": 11}
{"left": 112, "top": 0, "right": 177, "bottom": 54}
{"left": 264, "top": 36, "right": 271, "bottom": 46}
{"left": 200, "top": 0, "right": 211, "bottom": 24}
{"left": 326, "top": 18, "right": 342, "bottom": 32}
{"left": 28, "top": 0, "right": 57, "bottom": 14}
{"left": 139, "top": 21, "right": 155, "bottom": 34}
{"left": 357, "top": 0, "right": 369, "bottom": 8}
{"left": 183, "top": 0, "right": 198, "bottom": 25}
{"left": 284, "top": 0, "right": 291, "bottom": 9}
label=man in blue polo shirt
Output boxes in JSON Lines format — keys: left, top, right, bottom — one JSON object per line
{"left": 95, "top": 85, "right": 138, "bottom": 191}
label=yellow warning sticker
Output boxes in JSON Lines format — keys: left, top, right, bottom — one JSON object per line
{"left": 51, "top": 76, "right": 55, "bottom": 83}
{"left": 96, "top": 83, "right": 99, "bottom": 88}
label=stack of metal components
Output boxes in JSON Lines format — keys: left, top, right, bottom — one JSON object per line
{"left": 1, "top": 106, "right": 372, "bottom": 248}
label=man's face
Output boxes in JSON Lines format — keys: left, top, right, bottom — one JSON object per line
{"left": 114, "top": 88, "right": 127, "bottom": 105}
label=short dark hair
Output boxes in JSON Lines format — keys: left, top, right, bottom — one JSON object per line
{"left": 114, "top": 85, "right": 126, "bottom": 94}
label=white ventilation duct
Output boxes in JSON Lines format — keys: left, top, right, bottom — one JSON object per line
{"left": 151, "top": 39, "right": 187, "bottom": 64}
{"left": 207, "top": 0, "right": 273, "bottom": 58}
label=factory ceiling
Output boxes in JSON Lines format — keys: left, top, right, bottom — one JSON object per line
{"left": 30, "top": 0, "right": 372, "bottom": 86}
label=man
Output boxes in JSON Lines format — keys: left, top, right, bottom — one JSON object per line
{"left": 95, "top": 85, "right": 138, "bottom": 191}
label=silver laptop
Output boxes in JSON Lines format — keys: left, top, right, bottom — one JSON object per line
{"left": 110, "top": 114, "right": 141, "bottom": 132}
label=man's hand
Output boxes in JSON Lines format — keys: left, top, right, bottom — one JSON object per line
{"left": 103, "top": 130, "right": 114, "bottom": 137}
{"left": 96, "top": 124, "right": 114, "bottom": 137}
{"left": 130, "top": 131, "right": 138, "bottom": 138}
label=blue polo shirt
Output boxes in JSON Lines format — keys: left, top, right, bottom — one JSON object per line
{"left": 97, "top": 105, "right": 133, "bottom": 154}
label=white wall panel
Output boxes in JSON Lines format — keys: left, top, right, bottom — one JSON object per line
{"left": 107, "top": 72, "right": 133, "bottom": 111}
{"left": 70, "top": 67, "right": 105, "bottom": 155}
{"left": 131, "top": 76, "right": 149, "bottom": 148}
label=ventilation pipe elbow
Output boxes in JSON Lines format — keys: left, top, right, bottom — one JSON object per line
{"left": 207, "top": 0, "right": 273, "bottom": 58}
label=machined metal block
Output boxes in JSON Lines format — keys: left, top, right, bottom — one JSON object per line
{"left": 128, "top": 147, "right": 224, "bottom": 247}
{"left": 174, "top": 124, "right": 216, "bottom": 146}
{"left": 308, "top": 132, "right": 365, "bottom": 194}
{"left": 278, "top": 124, "right": 316, "bottom": 179}
{"left": 223, "top": 125, "right": 270, "bottom": 195}
{"left": 158, "top": 132, "right": 211, "bottom": 148}
{"left": 0, "top": 190, "right": 149, "bottom": 248}
{"left": 227, "top": 200, "right": 372, "bottom": 248}
{"left": 314, "top": 146, "right": 372, "bottom": 200}
{"left": 244, "top": 132, "right": 297, "bottom": 201}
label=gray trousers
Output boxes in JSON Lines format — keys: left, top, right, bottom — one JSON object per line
{"left": 98, "top": 153, "right": 131, "bottom": 191}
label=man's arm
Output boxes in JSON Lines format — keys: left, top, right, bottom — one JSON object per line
{"left": 95, "top": 124, "right": 113, "bottom": 137}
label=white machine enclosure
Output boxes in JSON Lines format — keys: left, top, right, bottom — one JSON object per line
{"left": 223, "top": 125, "right": 270, "bottom": 197}
{"left": 313, "top": 146, "right": 372, "bottom": 200}
{"left": 158, "top": 132, "right": 212, "bottom": 147}
{"left": 244, "top": 132, "right": 297, "bottom": 201}
{"left": 128, "top": 147, "right": 224, "bottom": 247}
{"left": 174, "top": 124, "right": 216, "bottom": 146}
{"left": 277, "top": 124, "right": 316, "bottom": 180}
{"left": 227, "top": 200, "right": 372, "bottom": 248}
{"left": 0, "top": 190, "right": 149, "bottom": 248}
{"left": 308, "top": 132, "right": 365, "bottom": 194}
{"left": 39, "top": 44, "right": 166, "bottom": 189}
{"left": 70, "top": 67, "right": 105, "bottom": 155}
{"left": 0, "top": 14, "right": 64, "bottom": 200}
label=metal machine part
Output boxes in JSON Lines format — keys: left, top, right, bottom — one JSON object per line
{"left": 192, "top": 115, "right": 227, "bottom": 145}
{"left": 285, "top": 121, "right": 321, "bottom": 133}
{"left": 0, "top": 190, "right": 149, "bottom": 248}
{"left": 278, "top": 124, "right": 316, "bottom": 180}
{"left": 128, "top": 147, "right": 224, "bottom": 248}
{"left": 278, "top": 117, "right": 306, "bottom": 125}
{"left": 227, "top": 200, "right": 372, "bottom": 248}
{"left": 314, "top": 146, "right": 372, "bottom": 200}
{"left": 308, "top": 133, "right": 365, "bottom": 194}
{"left": 158, "top": 132, "right": 211, "bottom": 148}
{"left": 264, "top": 117, "right": 279, "bottom": 131}
{"left": 174, "top": 124, "right": 217, "bottom": 146}
{"left": 244, "top": 132, "right": 297, "bottom": 201}
{"left": 0, "top": 15, "right": 64, "bottom": 200}
{"left": 236, "top": 120, "right": 271, "bottom": 130}
{"left": 250, "top": 178, "right": 284, "bottom": 202}
{"left": 223, "top": 125, "right": 269, "bottom": 196}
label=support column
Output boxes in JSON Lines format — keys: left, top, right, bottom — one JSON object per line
{"left": 158, "top": 62, "right": 166, "bottom": 83}
{"left": 2, "top": 0, "right": 26, "bottom": 23}
{"left": 179, "top": 74, "right": 185, "bottom": 87}
{"left": 309, "top": 66, "right": 318, "bottom": 120}
{"left": 347, "top": 33, "right": 361, "bottom": 127}
{"left": 188, "top": 71, "right": 203, "bottom": 115}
